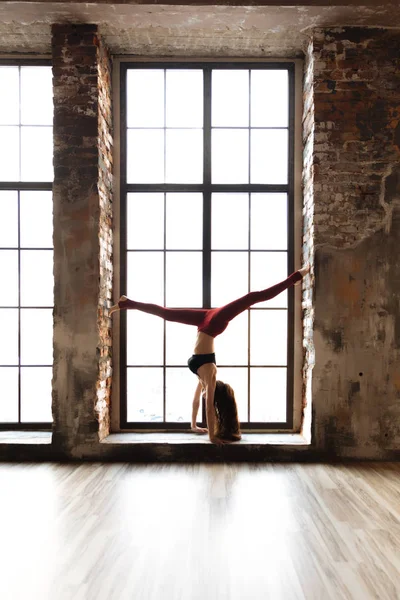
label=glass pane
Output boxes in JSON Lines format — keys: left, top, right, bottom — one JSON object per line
{"left": 166, "top": 368, "right": 194, "bottom": 422}
{"left": 212, "top": 130, "right": 248, "bottom": 184}
{"left": 0, "top": 309, "right": 18, "bottom": 365}
{"left": 251, "top": 70, "right": 288, "bottom": 127}
{"left": 20, "top": 250, "right": 54, "bottom": 307}
{"left": 212, "top": 70, "right": 249, "bottom": 127}
{"left": 20, "top": 191, "right": 53, "bottom": 248}
{"left": 166, "top": 70, "right": 203, "bottom": 127}
{"left": 212, "top": 193, "right": 248, "bottom": 250}
{"left": 127, "top": 193, "right": 164, "bottom": 250}
{"left": 211, "top": 252, "right": 248, "bottom": 307}
{"left": 166, "top": 321, "right": 198, "bottom": 366}
{"left": 0, "top": 367, "right": 19, "bottom": 422}
{"left": 127, "top": 367, "right": 163, "bottom": 422}
{"left": 166, "top": 193, "right": 202, "bottom": 249}
{"left": 250, "top": 310, "right": 287, "bottom": 366}
{"left": 127, "top": 252, "right": 164, "bottom": 305}
{"left": 166, "top": 252, "right": 202, "bottom": 308}
{"left": 21, "top": 67, "right": 53, "bottom": 126}
{"left": 21, "top": 309, "right": 53, "bottom": 366}
{"left": 215, "top": 311, "right": 248, "bottom": 366}
{"left": 0, "top": 127, "right": 19, "bottom": 181}
{"left": 127, "top": 129, "right": 164, "bottom": 183}
{"left": 0, "top": 250, "right": 18, "bottom": 306}
{"left": 166, "top": 129, "right": 203, "bottom": 184}
{"left": 127, "top": 69, "right": 164, "bottom": 128}
{"left": 21, "top": 366, "right": 52, "bottom": 422}
{"left": 127, "top": 311, "right": 163, "bottom": 366}
{"left": 250, "top": 129, "right": 288, "bottom": 184}
{"left": 251, "top": 193, "right": 287, "bottom": 250}
{"left": 216, "top": 367, "right": 247, "bottom": 423}
{"left": 0, "top": 191, "right": 18, "bottom": 247}
{"left": 250, "top": 367, "right": 286, "bottom": 422}
{"left": 250, "top": 252, "right": 288, "bottom": 308}
{"left": 0, "top": 66, "right": 19, "bottom": 125}
{"left": 21, "top": 127, "right": 53, "bottom": 182}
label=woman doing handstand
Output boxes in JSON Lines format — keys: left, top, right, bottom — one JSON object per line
{"left": 110, "top": 265, "right": 309, "bottom": 445}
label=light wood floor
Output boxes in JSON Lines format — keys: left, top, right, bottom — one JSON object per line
{"left": 0, "top": 462, "right": 399, "bottom": 600}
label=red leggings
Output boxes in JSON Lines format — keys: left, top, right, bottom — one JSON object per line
{"left": 120, "top": 270, "right": 302, "bottom": 338}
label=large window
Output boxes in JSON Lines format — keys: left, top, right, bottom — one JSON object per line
{"left": 120, "top": 63, "right": 295, "bottom": 429}
{"left": 0, "top": 63, "right": 54, "bottom": 429}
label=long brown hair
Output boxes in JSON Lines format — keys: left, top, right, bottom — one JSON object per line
{"left": 213, "top": 380, "right": 241, "bottom": 441}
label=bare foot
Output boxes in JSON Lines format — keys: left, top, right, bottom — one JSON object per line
{"left": 295, "top": 264, "right": 310, "bottom": 284}
{"left": 109, "top": 295, "right": 128, "bottom": 316}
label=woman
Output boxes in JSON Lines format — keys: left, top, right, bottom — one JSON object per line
{"left": 110, "top": 265, "right": 310, "bottom": 445}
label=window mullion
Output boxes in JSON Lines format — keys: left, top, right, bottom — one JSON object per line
{"left": 203, "top": 67, "right": 212, "bottom": 308}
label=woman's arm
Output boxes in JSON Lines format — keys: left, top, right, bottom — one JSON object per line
{"left": 191, "top": 381, "right": 207, "bottom": 433}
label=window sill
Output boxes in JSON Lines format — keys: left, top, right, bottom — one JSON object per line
{"left": 0, "top": 431, "right": 52, "bottom": 445}
{"left": 102, "top": 432, "right": 309, "bottom": 445}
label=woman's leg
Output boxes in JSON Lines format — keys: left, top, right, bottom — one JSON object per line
{"left": 211, "top": 269, "right": 306, "bottom": 325}
{"left": 110, "top": 295, "right": 207, "bottom": 327}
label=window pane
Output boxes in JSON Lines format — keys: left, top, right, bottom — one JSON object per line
{"left": 21, "top": 366, "right": 52, "bottom": 422}
{"left": 0, "top": 66, "right": 19, "bottom": 125}
{"left": 166, "top": 252, "right": 202, "bottom": 307}
{"left": 20, "top": 191, "right": 53, "bottom": 248}
{"left": 212, "top": 129, "right": 248, "bottom": 184}
{"left": 0, "top": 127, "right": 19, "bottom": 181}
{"left": 215, "top": 311, "right": 248, "bottom": 366}
{"left": 20, "top": 250, "right": 54, "bottom": 307}
{"left": 250, "top": 252, "right": 288, "bottom": 308}
{"left": 0, "top": 250, "right": 18, "bottom": 306}
{"left": 0, "top": 367, "right": 19, "bottom": 422}
{"left": 166, "top": 193, "right": 202, "bottom": 249}
{"left": 166, "top": 70, "right": 203, "bottom": 127}
{"left": 21, "top": 67, "right": 53, "bottom": 126}
{"left": 127, "top": 69, "right": 164, "bottom": 127}
{"left": 21, "top": 127, "right": 53, "bottom": 182}
{"left": 127, "top": 129, "right": 164, "bottom": 183}
{"left": 212, "top": 70, "right": 249, "bottom": 127}
{"left": 166, "top": 130, "right": 203, "bottom": 184}
{"left": 127, "top": 193, "right": 164, "bottom": 250}
{"left": 166, "top": 321, "right": 198, "bottom": 366}
{"left": 211, "top": 252, "right": 248, "bottom": 307}
{"left": 127, "top": 252, "right": 164, "bottom": 305}
{"left": 21, "top": 309, "right": 53, "bottom": 365}
{"left": 0, "top": 191, "right": 18, "bottom": 247}
{"left": 0, "top": 309, "right": 18, "bottom": 365}
{"left": 127, "top": 311, "right": 163, "bottom": 366}
{"left": 250, "top": 310, "right": 287, "bottom": 366}
{"left": 250, "top": 367, "right": 286, "bottom": 422}
{"left": 251, "top": 193, "right": 287, "bottom": 250}
{"left": 250, "top": 129, "right": 288, "bottom": 184}
{"left": 211, "top": 193, "right": 248, "bottom": 250}
{"left": 127, "top": 367, "right": 163, "bottom": 422}
{"left": 251, "top": 70, "right": 288, "bottom": 127}
{"left": 166, "top": 368, "right": 194, "bottom": 422}
{"left": 216, "top": 367, "right": 248, "bottom": 423}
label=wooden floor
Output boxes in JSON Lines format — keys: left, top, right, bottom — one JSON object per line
{"left": 0, "top": 462, "right": 399, "bottom": 600}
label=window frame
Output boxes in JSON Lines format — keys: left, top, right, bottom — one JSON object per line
{"left": 0, "top": 58, "right": 53, "bottom": 431}
{"left": 115, "top": 58, "right": 303, "bottom": 433}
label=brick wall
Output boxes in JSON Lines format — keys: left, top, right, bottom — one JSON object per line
{"left": 308, "top": 28, "right": 400, "bottom": 457}
{"left": 52, "top": 24, "right": 113, "bottom": 452}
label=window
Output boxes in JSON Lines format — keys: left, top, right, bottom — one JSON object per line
{"left": 120, "top": 62, "right": 295, "bottom": 429}
{"left": 0, "top": 63, "right": 54, "bottom": 429}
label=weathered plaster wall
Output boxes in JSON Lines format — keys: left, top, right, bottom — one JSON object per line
{"left": 310, "top": 27, "right": 400, "bottom": 457}
{"left": 51, "top": 24, "right": 113, "bottom": 453}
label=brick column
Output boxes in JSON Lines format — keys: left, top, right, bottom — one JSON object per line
{"left": 51, "top": 24, "right": 113, "bottom": 454}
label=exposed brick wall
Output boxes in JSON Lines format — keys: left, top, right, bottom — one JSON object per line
{"left": 52, "top": 24, "right": 113, "bottom": 452}
{"left": 309, "top": 28, "right": 400, "bottom": 457}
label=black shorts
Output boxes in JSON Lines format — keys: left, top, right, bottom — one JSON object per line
{"left": 187, "top": 353, "right": 216, "bottom": 375}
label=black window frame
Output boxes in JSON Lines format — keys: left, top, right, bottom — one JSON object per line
{"left": 120, "top": 61, "right": 295, "bottom": 430}
{"left": 0, "top": 59, "right": 53, "bottom": 431}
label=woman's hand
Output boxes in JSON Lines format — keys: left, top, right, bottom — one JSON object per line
{"left": 191, "top": 425, "right": 208, "bottom": 434}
